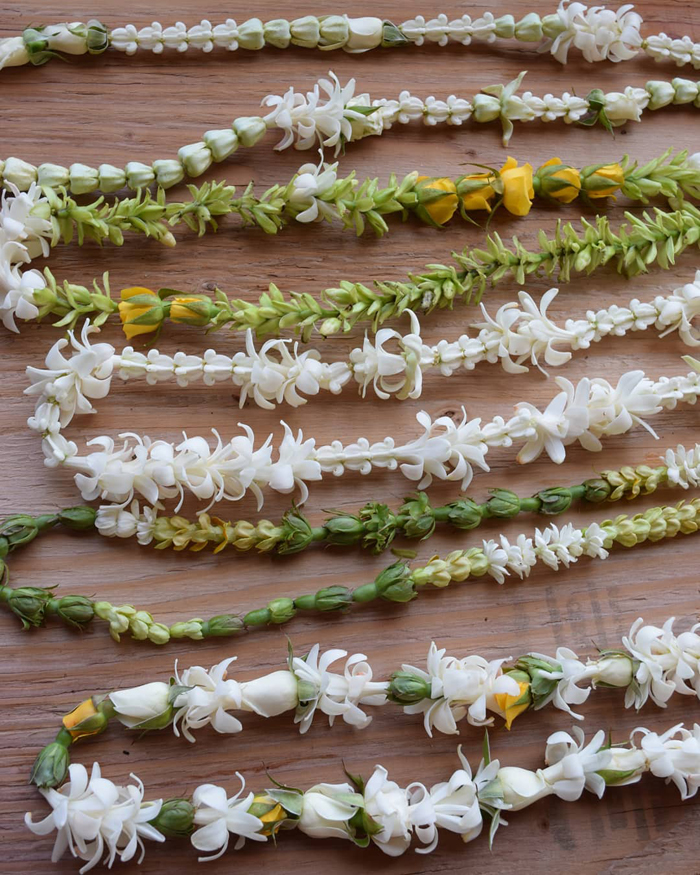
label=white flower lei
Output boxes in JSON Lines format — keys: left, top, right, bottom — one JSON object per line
{"left": 3, "top": 68, "right": 700, "bottom": 193}
{"left": 24, "top": 321, "right": 700, "bottom": 510}
{"left": 24, "top": 720, "right": 700, "bottom": 867}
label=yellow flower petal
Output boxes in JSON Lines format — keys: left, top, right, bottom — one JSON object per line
{"left": 500, "top": 158, "right": 534, "bottom": 217}
{"left": 493, "top": 680, "right": 531, "bottom": 729}
{"left": 415, "top": 176, "right": 459, "bottom": 225}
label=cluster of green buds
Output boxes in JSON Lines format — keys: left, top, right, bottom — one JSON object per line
{"left": 0, "top": 506, "right": 96, "bottom": 558}
{"left": 2, "top": 499, "right": 698, "bottom": 647}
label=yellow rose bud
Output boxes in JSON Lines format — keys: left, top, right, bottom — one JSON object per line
{"left": 458, "top": 171, "right": 497, "bottom": 212}
{"left": 168, "top": 296, "right": 214, "bottom": 327}
{"left": 62, "top": 697, "right": 107, "bottom": 740}
{"left": 118, "top": 287, "right": 164, "bottom": 340}
{"left": 415, "top": 176, "right": 459, "bottom": 226}
{"left": 493, "top": 679, "right": 531, "bottom": 729}
{"left": 583, "top": 162, "right": 625, "bottom": 199}
{"left": 537, "top": 157, "right": 582, "bottom": 204}
{"left": 249, "top": 793, "right": 287, "bottom": 836}
{"left": 499, "top": 157, "right": 534, "bottom": 217}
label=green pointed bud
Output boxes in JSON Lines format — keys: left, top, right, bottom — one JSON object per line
{"left": 267, "top": 598, "right": 296, "bottom": 624}
{"left": 374, "top": 562, "right": 415, "bottom": 603}
{"left": 398, "top": 493, "right": 435, "bottom": 540}
{"left": 55, "top": 595, "right": 95, "bottom": 628}
{"left": 7, "top": 586, "right": 51, "bottom": 629}
{"left": 323, "top": 514, "right": 366, "bottom": 546}
{"left": 514, "top": 655, "right": 562, "bottom": 706}
{"left": 444, "top": 498, "right": 483, "bottom": 529}
{"left": 314, "top": 585, "right": 353, "bottom": 612}
{"left": 583, "top": 478, "right": 613, "bottom": 503}
{"left": 536, "top": 487, "right": 573, "bottom": 515}
{"left": 0, "top": 514, "right": 43, "bottom": 550}
{"left": 318, "top": 317, "right": 343, "bottom": 337}
{"left": 201, "top": 614, "right": 245, "bottom": 637}
{"left": 57, "top": 506, "right": 98, "bottom": 531}
{"left": 277, "top": 509, "right": 314, "bottom": 554}
{"left": 149, "top": 798, "right": 195, "bottom": 837}
{"left": 358, "top": 502, "right": 398, "bottom": 553}
{"left": 382, "top": 21, "right": 409, "bottom": 47}
{"left": 487, "top": 489, "right": 521, "bottom": 519}
{"left": 387, "top": 671, "right": 431, "bottom": 704}
{"left": 30, "top": 741, "right": 70, "bottom": 789}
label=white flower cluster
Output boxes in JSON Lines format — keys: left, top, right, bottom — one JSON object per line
{"left": 0, "top": 23, "right": 90, "bottom": 70}
{"left": 0, "top": 182, "right": 51, "bottom": 332}
{"left": 106, "top": 648, "right": 388, "bottom": 744}
{"left": 25, "top": 723, "right": 700, "bottom": 867}
{"left": 403, "top": 617, "right": 700, "bottom": 736}
{"left": 24, "top": 762, "right": 164, "bottom": 874}
{"left": 549, "top": 1, "right": 642, "bottom": 63}
{"left": 645, "top": 33, "right": 700, "bottom": 69}
{"left": 25, "top": 322, "right": 700, "bottom": 509}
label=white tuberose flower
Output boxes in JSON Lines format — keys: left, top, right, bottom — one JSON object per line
{"left": 173, "top": 656, "right": 243, "bottom": 743}
{"left": 191, "top": 776, "right": 266, "bottom": 861}
{"left": 363, "top": 766, "right": 411, "bottom": 856}
{"left": 298, "top": 782, "right": 361, "bottom": 840}
{"left": 288, "top": 160, "right": 339, "bottom": 223}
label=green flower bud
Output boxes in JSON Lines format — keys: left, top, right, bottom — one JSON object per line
{"left": 382, "top": 20, "right": 409, "bottom": 47}
{"left": 243, "top": 608, "right": 272, "bottom": 627}
{"left": 444, "top": 498, "right": 483, "bottom": 529}
{"left": 513, "top": 655, "right": 561, "bottom": 707}
{"left": 318, "top": 317, "right": 343, "bottom": 336}
{"left": 97, "top": 163, "right": 127, "bottom": 193}
{"left": 374, "top": 562, "right": 415, "bottom": 603}
{"left": 201, "top": 614, "right": 244, "bottom": 637}
{"left": 583, "top": 478, "right": 613, "bottom": 503}
{"left": 487, "top": 488, "right": 521, "bottom": 519}
{"left": 472, "top": 94, "right": 502, "bottom": 123}
{"left": 267, "top": 598, "right": 296, "bottom": 624}
{"left": 169, "top": 619, "right": 204, "bottom": 640}
{"left": 514, "top": 12, "right": 543, "bottom": 41}
{"left": 177, "top": 142, "right": 212, "bottom": 178}
{"left": 232, "top": 116, "right": 267, "bottom": 148}
{"left": 314, "top": 585, "right": 353, "bottom": 612}
{"left": 536, "top": 487, "right": 573, "bottom": 515}
{"left": 69, "top": 162, "right": 99, "bottom": 194}
{"left": 150, "top": 799, "right": 195, "bottom": 837}
{"left": 54, "top": 595, "right": 95, "bottom": 628}
{"left": 290, "top": 15, "right": 320, "bottom": 48}
{"left": 36, "top": 162, "right": 70, "bottom": 187}
{"left": 7, "top": 586, "right": 51, "bottom": 629}
{"left": 86, "top": 19, "right": 109, "bottom": 53}
{"left": 398, "top": 493, "right": 435, "bottom": 540}
{"left": 320, "top": 15, "right": 349, "bottom": 48}
{"left": 203, "top": 128, "right": 239, "bottom": 162}
{"left": 324, "top": 514, "right": 366, "bottom": 546}
{"left": 541, "top": 12, "right": 566, "bottom": 38}
{"left": 494, "top": 14, "right": 515, "bottom": 38}
{"left": 387, "top": 671, "right": 431, "bottom": 704}
{"left": 277, "top": 508, "right": 314, "bottom": 554}
{"left": 0, "top": 514, "right": 42, "bottom": 549}
{"left": 30, "top": 741, "right": 70, "bottom": 789}
{"left": 672, "top": 77, "right": 699, "bottom": 104}
{"left": 152, "top": 159, "right": 184, "bottom": 188}
{"left": 147, "top": 623, "right": 171, "bottom": 645}
{"left": 263, "top": 19, "right": 291, "bottom": 48}
{"left": 645, "top": 80, "right": 676, "bottom": 110}
{"left": 58, "top": 506, "right": 97, "bottom": 530}
{"left": 3, "top": 157, "right": 38, "bottom": 189}
{"left": 125, "top": 161, "right": 155, "bottom": 189}
{"left": 237, "top": 18, "right": 265, "bottom": 50}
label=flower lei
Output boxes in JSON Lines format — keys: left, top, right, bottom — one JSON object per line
{"left": 2, "top": 498, "right": 699, "bottom": 646}
{"left": 2, "top": 68, "right": 700, "bottom": 199}
{"left": 3, "top": 4, "right": 700, "bottom": 70}
{"left": 24, "top": 718, "right": 700, "bottom": 869}
{"left": 31, "top": 275, "right": 700, "bottom": 420}
{"left": 23, "top": 326, "right": 700, "bottom": 510}
{"left": 27, "top": 614, "right": 700, "bottom": 795}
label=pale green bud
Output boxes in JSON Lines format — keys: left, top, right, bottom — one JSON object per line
{"left": 170, "top": 619, "right": 205, "bottom": 639}
{"left": 46, "top": 22, "right": 89, "bottom": 54}
{"left": 514, "top": 12, "right": 543, "bottom": 41}
{"left": 645, "top": 80, "right": 676, "bottom": 110}
{"left": 472, "top": 94, "right": 502, "bottom": 123}
{"left": 263, "top": 19, "right": 291, "bottom": 48}
{"left": 153, "top": 159, "right": 184, "bottom": 188}
{"left": 177, "top": 142, "right": 212, "bottom": 178}
{"left": 232, "top": 116, "right": 267, "bottom": 147}
{"left": 237, "top": 18, "right": 264, "bottom": 50}
{"left": 290, "top": 15, "right": 320, "bottom": 48}
{"left": 97, "top": 163, "right": 127, "bottom": 192}
{"left": 36, "top": 163, "right": 70, "bottom": 188}
{"left": 346, "top": 16, "right": 384, "bottom": 51}
{"left": 672, "top": 77, "right": 699, "bottom": 104}
{"left": 320, "top": 15, "right": 349, "bottom": 47}
{"left": 147, "top": 622, "right": 171, "bottom": 644}
{"left": 494, "top": 15, "right": 515, "bottom": 38}
{"left": 203, "top": 128, "right": 239, "bottom": 161}
{"left": 125, "top": 161, "right": 155, "bottom": 189}
{"left": 318, "top": 317, "right": 343, "bottom": 336}
{"left": 69, "top": 162, "right": 99, "bottom": 194}
{"left": 3, "top": 156, "right": 38, "bottom": 190}
{"left": 541, "top": 13, "right": 566, "bottom": 38}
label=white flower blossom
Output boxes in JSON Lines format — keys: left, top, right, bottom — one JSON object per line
{"left": 363, "top": 766, "right": 411, "bottom": 856}
{"left": 288, "top": 160, "right": 340, "bottom": 223}
{"left": 298, "top": 782, "right": 360, "bottom": 840}
{"left": 549, "top": 1, "right": 643, "bottom": 64}
{"left": 173, "top": 656, "right": 243, "bottom": 742}
{"left": 109, "top": 682, "right": 171, "bottom": 730}
{"left": 630, "top": 723, "right": 700, "bottom": 799}
{"left": 25, "top": 762, "right": 164, "bottom": 873}
{"left": 191, "top": 776, "right": 265, "bottom": 861}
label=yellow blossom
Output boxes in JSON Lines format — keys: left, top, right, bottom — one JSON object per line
{"left": 168, "top": 296, "right": 214, "bottom": 327}
{"left": 500, "top": 157, "right": 534, "bottom": 216}
{"left": 118, "top": 287, "right": 163, "bottom": 340}
{"left": 249, "top": 793, "right": 287, "bottom": 836}
{"left": 415, "top": 176, "right": 459, "bottom": 225}
{"left": 493, "top": 679, "right": 531, "bottom": 729}
{"left": 538, "top": 158, "right": 582, "bottom": 203}
{"left": 62, "top": 698, "right": 106, "bottom": 740}
{"left": 585, "top": 163, "right": 625, "bottom": 198}
{"left": 459, "top": 171, "right": 497, "bottom": 212}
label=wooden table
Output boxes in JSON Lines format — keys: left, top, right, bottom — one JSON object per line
{"left": 2, "top": 2, "right": 700, "bottom": 872}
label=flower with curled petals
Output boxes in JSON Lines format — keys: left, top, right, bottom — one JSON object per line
{"left": 630, "top": 723, "right": 700, "bottom": 799}
{"left": 363, "top": 766, "right": 411, "bottom": 856}
{"left": 191, "top": 776, "right": 265, "bottom": 861}
{"left": 542, "top": 726, "right": 611, "bottom": 800}
{"left": 173, "top": 656, "right": 243, "bottom": 743}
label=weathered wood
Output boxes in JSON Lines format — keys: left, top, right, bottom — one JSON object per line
{"left": 1, "top": 2, "right": 700, "bottom": 872}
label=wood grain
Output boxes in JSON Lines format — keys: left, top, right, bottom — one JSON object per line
{"left": 2, "top": 2, "right": 700, "bottom": 873}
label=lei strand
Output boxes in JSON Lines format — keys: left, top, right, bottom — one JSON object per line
{"left": 3, "top": 68, "right": 700, "bottom": 197}
{"left": 28, "top": 613, "right": 700, "bottom": 794}
{"left": 0, "top": 442, "right": 694, "bottom": 558}
{"left": 24, "top": 718, "right": 700, "bottom": 869}
{"left": 32, "top": 274, "right": 700, "bottom": 418}
{"left": 25, "top": 330, "right": 700, "bottom": 509}
{"left": 2, "top": 498, "right": 699, "bottom": 645}
{"left": 3, "top": 4, "right": 700, "bottom": 70}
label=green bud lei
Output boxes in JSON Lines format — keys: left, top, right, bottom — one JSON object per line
{"left": 486, "top": 489, "right": 521, "bottom": 519}
{"left": 148, "top": 799, "right": 195, "bottom": 837}
{"left": 536, "top": 487, "right": 575, "bottom": 515}
{"left": 373, "top": 562, "right": 416, "bottom": 602}
{"left": 57, "top": 506, "right": 98, "bottom": 530}
{"left": 387, "top": 671, "right": 432, "bottom": 704}
{"left": 48, "top": 595, "right": 95, "bottom": 629}
{"left": 200, "top": 614, "right": 245, "bottom": 638}
{"left": 322, "top": 514, "right": 367, "bottom": 546}
{"left": 29, "top": 737, "right": 71, "bottom": 789}
{"left": 267, "top": 598, "right": 296, "bottom": 624}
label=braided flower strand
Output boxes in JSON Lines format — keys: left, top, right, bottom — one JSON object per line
{"left": 2, "top": 499, "right": 699, "bottom": 646}
{"left": 24, "top": 719, "right": 700, "bottom": 869}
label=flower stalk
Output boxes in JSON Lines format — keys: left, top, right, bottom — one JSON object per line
{"left": 3, "top": 498, "right": 699, "bottom": 646}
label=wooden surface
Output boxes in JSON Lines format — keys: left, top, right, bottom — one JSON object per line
{"left": 2, "top": 2, "right": 700, "bottom": 873}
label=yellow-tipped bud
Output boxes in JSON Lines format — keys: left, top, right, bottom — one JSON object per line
{"left": 494, "top": 679, "right": 531, "bottom": 729}
{"left": 499, "top": 157, "right": 534, "bottom": 216}
{"left": 537, "top": 158, "right": 582, "bottom": 203}
{"left": 118, "top": 287, "right": 164, "bottom": 340}
{"left": 415, "top": 176, "right": 459, "bottom": 225}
